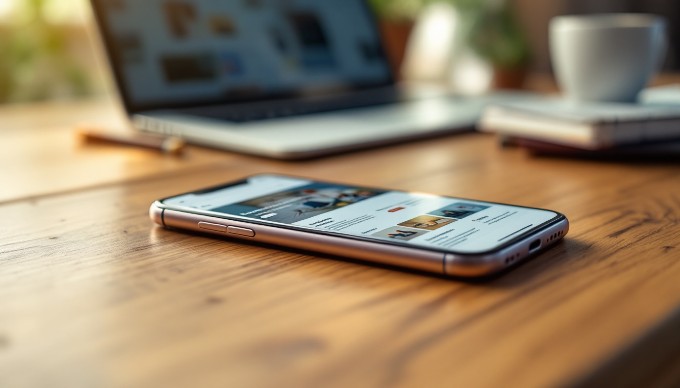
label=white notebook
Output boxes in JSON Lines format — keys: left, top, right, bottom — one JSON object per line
{"left": 479, "top": 87, "right": 680, "bottom": 149}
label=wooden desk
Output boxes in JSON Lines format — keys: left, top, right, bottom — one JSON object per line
{"left": 1, "top": 95, "right": 679, "bottom": 388}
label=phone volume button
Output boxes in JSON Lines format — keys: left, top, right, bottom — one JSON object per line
{"left": 198, "top": 222, "right": 228, "bottom": 232}
{"left": 227, "top": 226, "right": 255, "bottom": 238}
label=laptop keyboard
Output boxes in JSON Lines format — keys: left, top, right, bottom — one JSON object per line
{"left": 180, "top": 90, "right": 405, "bottom": 123}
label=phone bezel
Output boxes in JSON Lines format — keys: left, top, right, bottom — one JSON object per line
{"left": 156, "top": 174, "right": 568, "bottom": 257}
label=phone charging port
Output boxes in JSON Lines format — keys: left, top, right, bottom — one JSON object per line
{"left": 529, "top": 239, "right": 541, "bottom": 252}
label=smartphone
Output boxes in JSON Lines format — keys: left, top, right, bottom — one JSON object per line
{"left": 150, "top": 174, "right": 568, "bottom": 277}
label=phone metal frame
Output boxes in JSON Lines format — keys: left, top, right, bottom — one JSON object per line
{"left": 150, "top": 179, "right": 569, "bottom": 277}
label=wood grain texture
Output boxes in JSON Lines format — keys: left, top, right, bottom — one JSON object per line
{"left": 1, "top": 96, "right": 680, "bottom": 388}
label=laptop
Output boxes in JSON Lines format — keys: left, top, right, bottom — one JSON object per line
{"left": 90, "top": 0, "right": 484, "bottom": 159}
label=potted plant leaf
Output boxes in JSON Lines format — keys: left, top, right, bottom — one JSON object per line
{"left": 454, "top": 0, "right": 531, "bottom": 89}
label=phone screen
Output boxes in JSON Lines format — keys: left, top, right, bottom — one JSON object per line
{"left": 163, "top": 175, "right": 560, "bottom": 254}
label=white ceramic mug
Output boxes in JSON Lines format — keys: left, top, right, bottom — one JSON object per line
{"left": 550, "top": 14, "right": 667, "bottom": 103}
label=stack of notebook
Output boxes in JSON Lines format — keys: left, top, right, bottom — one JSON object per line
{"left": 478, "top": 85, "right": 680, "bottom": 157}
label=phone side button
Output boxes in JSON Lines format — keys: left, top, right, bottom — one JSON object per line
{"left": 227, "top": 226, "right": 256, "bottom": 238}
{"left": 198, "top": 222, "right": 228, "bottom": 233}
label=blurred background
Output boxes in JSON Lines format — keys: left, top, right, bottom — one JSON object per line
{"left": 0, "top": 0, "right": 678, "bottom": 105}
{"left": 0, "top": 0, "right": 103, "bottom": 103}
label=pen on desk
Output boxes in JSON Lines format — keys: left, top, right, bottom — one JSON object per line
{"left": 76, "top": 126, "right": 186, "bottom": 155}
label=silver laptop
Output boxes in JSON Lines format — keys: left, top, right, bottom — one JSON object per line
{"left": 90, "top": 0, "right": 483, "bottom": 159}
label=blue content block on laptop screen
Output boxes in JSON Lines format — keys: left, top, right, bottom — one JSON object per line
{"left": 95, "top": 0, "right": 391, "bottom": 108}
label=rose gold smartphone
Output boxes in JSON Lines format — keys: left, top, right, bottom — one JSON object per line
{"left": 150, "top": 174, "right": 569, "bottom": 277}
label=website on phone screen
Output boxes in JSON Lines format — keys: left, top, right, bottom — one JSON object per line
{"left": 165, "top": 176, "right": 558, "bottom": 253}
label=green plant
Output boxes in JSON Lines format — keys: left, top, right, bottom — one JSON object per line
{"left": 0, "top": 30, "right": 13, "bottom": 101}
{"left": 457, "top": 0, "right": 530, "bottom": 68}
{"left": 368, "top": 0, "right": 424, "bottom": 21}
{"left": 369, "top": 0, "right": 530, "bottom": 68}
{"left": 0, "top": 0, "right": 94, "bottom": 103}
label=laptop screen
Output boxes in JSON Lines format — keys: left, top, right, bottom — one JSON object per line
{"left": 91, "top": 0, "right": 393, "bottom": 112}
